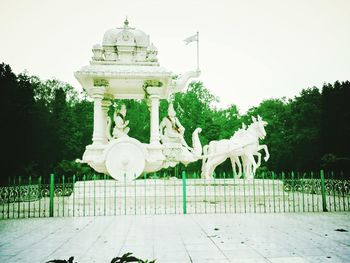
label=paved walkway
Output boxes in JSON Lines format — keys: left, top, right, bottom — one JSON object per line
{"left": 0, "top": 213, "right": 349, "bottom": 263}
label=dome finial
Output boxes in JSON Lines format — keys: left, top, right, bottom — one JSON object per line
{"left": 124, "top": 17, "right": 129, "bottom": 28}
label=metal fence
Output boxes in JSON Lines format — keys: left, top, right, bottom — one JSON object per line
{"left": 0, "top": 171, "right": 349, "bottom": 219}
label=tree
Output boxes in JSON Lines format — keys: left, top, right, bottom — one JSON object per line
{"left": 321, "top": 81, "right": 350, "bottom": 172}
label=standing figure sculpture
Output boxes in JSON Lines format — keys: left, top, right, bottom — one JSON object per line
{"left": 159, "top": 103, "right": 192, "bottom": 151}
{"left": 107, "top": 104, "right": 130, "bottom": 140}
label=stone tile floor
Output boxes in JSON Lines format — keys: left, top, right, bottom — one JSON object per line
{"left": 0, "top": 212, "right": 349, "bottom": 262}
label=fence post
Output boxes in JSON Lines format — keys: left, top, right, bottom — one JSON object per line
{"left": 28, "top": 175, "right": 32, "bottom": 218}
{"left": 38, "top": 176, "right": 42, "bottom": 218}
{"left": 182, "top": 171, "right": 187, "bottom": 214}
{"left": 62, "top": 175, "right": 65, "bottom": 217}
{"left": 49, "top": 174, "right": 54, "bottom": 217}
{"left": 320, "top": 170, "right": 328, "bottom": 212}
{"left": 72, "top": 174, "right": 75, "bottom": 217}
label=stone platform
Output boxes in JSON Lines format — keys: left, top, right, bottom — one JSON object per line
{"left": 1, "top": 213, "right": 349, "bottom": 262}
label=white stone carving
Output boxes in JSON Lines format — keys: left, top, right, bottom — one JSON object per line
{"left": 76, "top": 19, "right": 201, "bottom": 181}
{"left": 76, "top": 19, "right": 270, "bottom": 182}
{"left": 201, "top": 115, "right": 269, "bottom": 179}
{"left": 159, "top": 103, "right": 191, "bottom": 151}
{"left": 112, "top": 104, "right": 130, "bottom": 139}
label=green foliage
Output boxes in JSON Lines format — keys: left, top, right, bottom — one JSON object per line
{"left": 45, "top": 253, "right": 156, "bottom": 263}
{"left": 111, "top": 252, "right": 156, "bottom": 263}
{"left": 53, "top": 160, "right": 94, "bottom": 178}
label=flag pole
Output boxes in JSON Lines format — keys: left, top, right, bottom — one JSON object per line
{"left": 196, "top": 31, "right": 199, "bottom": 70}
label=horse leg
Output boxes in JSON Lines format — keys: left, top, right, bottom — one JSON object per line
{"left": 255, "top": 152, "right": 262, "bottom": 167}
{"left": 246, "top": 154, "right": 257, "bottom": 179}
{"left": 209, "top": 155, "right": 227, "bottom": 179}
{"left": 229, "top": 155, "right": 237, "bottom": 178}
{"left": 208, "top": 157, "right": 219, "bottom": 179}
{"left": 202, "top": 156, "right": 212, "bottom": 179}
{"left": 241, "top": 155, "right": 248, "bottom": 178}
{"left": 258, "top": 145, "right": 270, "bottom": 162}
{"left": 203, "top": 155, "right": 215, "bottom": 179}
{"left": 238, "top": 156, "right": 243, "bottom": 178}
{"left": 230, "top": 155, "right": 242, "bottom": 179}
{"left": 201, "top": 145, "right": 209, "bottom": 178}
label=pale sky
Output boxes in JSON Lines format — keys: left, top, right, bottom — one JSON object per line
{"left": 1, "top": 0, "right": 349, "bottom": 113}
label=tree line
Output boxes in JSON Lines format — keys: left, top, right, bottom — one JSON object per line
{"left": 0, "top": 62, "right": 349, "bottom": 184}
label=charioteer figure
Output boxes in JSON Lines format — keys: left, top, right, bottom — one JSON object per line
{"left": 112, "top": 104, "right": 130, "bottom": 138}
{"left": 159, "top": 103, "right": 192, "bottom": 151}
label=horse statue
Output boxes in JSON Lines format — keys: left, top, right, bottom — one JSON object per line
{"left": 201, "top": 115, "right": 269, "bottom": 179}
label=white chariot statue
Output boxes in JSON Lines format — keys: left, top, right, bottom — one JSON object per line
{"left": 75, "top": 19, "right": 269, "bottom": 181}
{"left": 75, "top": 19, "right": 202, "bottom": 181}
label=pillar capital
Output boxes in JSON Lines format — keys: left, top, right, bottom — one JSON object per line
{"left": 90, "top": 87, "right": 106, "bottom": 99}
{"left": 147, "top": 86, "right": 162, "bottom": 98}
{"left": 102, "top": 98, "right": 112, "bottom": 109}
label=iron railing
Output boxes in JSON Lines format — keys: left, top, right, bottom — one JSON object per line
{"left": 0, "top": 171, "right": 349, "bottom": 219}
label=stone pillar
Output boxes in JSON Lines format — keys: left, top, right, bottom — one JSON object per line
{"left": 91, "top": 87, "right": 106, "bottom": 145}
{"left": 150, "top": 94, "right": 160, "bottom": 145}
{"left": 102, "top": 98, "right": 112, "bottom": 141}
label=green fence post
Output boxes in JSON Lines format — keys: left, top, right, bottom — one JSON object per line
{"left": 253, "top": 173, "right": 256, "bottom": 213}
{"left": 28, "top": 175, "right": 31, "bottom": 218}
{"left": 174, "top": 173, "right": 177, "bottom": 214}
{"left": 134, "top": 174, "right": 137, "bottom": 215}
{"left": 214, "top": 172, "right": 217, "bottom": 213}
{"left": 302, "top": 172, "right": 305, "bottom": 212}
{"left": 154, "top": 173, "right": 157, "bottom": 215}
{"left": 243, "top": 172, "right": 246, "bottom": 213}
{"left": 262, "top": 172, "right": 266, "bottom": 213}
{"left": 272, "top": 172, "right": 276, "bottom": 213}
{"left": 83, "top": 174, "right": 86, "bottom": 216}
{"left": 204, "top": 174, "right": 207, "bottom": 214}
{"left": 93, "top": 174, "right": 96, "bottom": 216}
{"left": 164, "top": 172, "right": 167, "bottom": 215}
{"left": 144, "top": 173, "right": 147, "bottom": 215}
{"left": 282, "top": 172, "right": 286, "bottom": 212}
{"left": 341, "top": 171, "right": 346, "bottom": 211}
{"left": 124, "top": 173, "right": 126, "bottom": 215}
{"left": 62, "top": 175, "right": 65, "bottom": 217}
{"left": 18, "top": 176, "right": 21, "bottom": 218}
{"left": 38, "top": 176, "right": 42, "bottom": 218}
{"left": 311, "top": 171, "right": 314, "bottom": 212}
{"left": 104, "top": 174, "right": 107, "bottom": 216}
{"left": 49, "top": 174, "right": 54, "bottom": 217}
{"left": 114, "top": 179, "right": 117, "bottom": 216}
{"left": 233, "top": 174, "right": 236, "bottom": 213}
{"left": 291, "top": 171, "right": 295, "bottom": 212}
{"left": 182, "top": 171, "right": 187, "bottom": 214}
{"left": 194, "top": 172, "right": 197, "bottom": 214}
{"left": 332, "top": 171, "right": 336, "bottom": 211}
{"left": 223, "top": 172, "right": 227, "bottom": 214}
{"left": 6, "top": 177, "right": 10, "bottom": 219}
{"left": 320, "top": 170, "right": 328, "bottom": 212}
{"left": 72, "top": 174, "right": 75, "bottom": 217}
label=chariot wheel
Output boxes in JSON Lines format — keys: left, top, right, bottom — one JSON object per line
{"left": 104, "top": 138, "right": 147, "bottom": 181}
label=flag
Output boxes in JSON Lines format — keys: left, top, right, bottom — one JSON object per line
{"left": 184, "top": 33, "right": 198, "bottom": 45}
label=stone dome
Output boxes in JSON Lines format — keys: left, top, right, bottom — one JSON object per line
{"left": 93, "top": 18, "right": 157, "bottom": 65}
{"left": 102, "top": 18, "right": 149, "bottom": 47}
